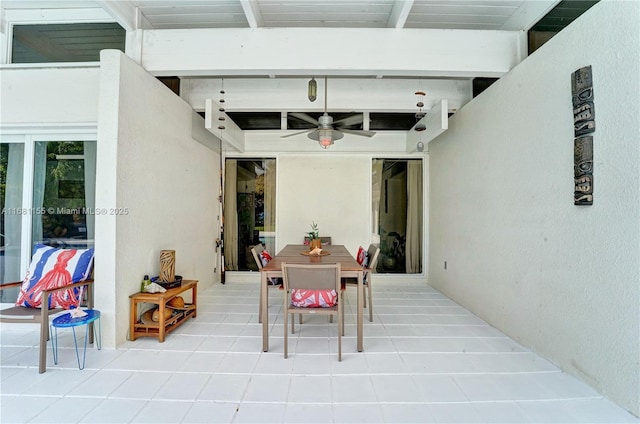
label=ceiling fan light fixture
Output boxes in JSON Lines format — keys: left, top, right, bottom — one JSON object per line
{"left": 308, "top": 77, "right": 317, "bottom": 102}
{"left": 319, "top": 139, "right": 333, "bottom": 149}
{"left": 283, "top": 76, "right": 373, "bottom": 144}
{"left": 318, "top": 129, "right": 333, "bottom": 149}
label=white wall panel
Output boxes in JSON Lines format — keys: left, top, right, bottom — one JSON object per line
{"left": 277, "top": 155, "right": 371, "bottom": 256}
{"left": 96, "top": 50, "right": 219, "bottom": 347}
{"left": 183, "top": 78, "right": 471, "bottom": 114}
{"left": 428, "top": 1, "right": 639, "bottom": 416}
{"left": 0, "top": 66, "right": 99, "bottom": 124}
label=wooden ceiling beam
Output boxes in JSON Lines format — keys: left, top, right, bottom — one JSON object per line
{"left": 183, "top": 78, "right": 471, "bottom": 115}
{"left": 240, "top": 0, "right": 263, "bottom": 28}
{"left": 142, "top": 27, "right": 521, "bottom": 79}
{"left": 97, "top": 0, "right": 140, "bottom": 31}
{"left": 387, "top": 0, "right": 414, "bottom": 28}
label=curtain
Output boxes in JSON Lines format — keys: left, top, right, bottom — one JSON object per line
{"left": 224, "top": 159, "right": 238, "bottom": 271}
{"left": 32, "top": 142, "right": 47, "bottom": 244}
{"left": 2, "top": 144, "right": 24, "bottom": 287}
{"left": 83, "top": 141, "right": 97, "bottom": 244}
{"left": 371, "top": 159, "right": 384, "bottom": 245}
{"left": 406, "top": 160, "right": 422, "bottom": 273}
{"left": 263, "top": 159, "right": 276, "bottom": 253}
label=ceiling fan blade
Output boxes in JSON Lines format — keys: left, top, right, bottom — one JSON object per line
{"left": 289, "top": 112, "right": 319, "bottom": 126}
{"left": 338, "top": 128, "right": 376, "bottom": 138}
{"left": 332, "top": 114, "right": 363, "bottom": 127}
{"left": 281, "top": 129, "right": 312, "bottom": 138}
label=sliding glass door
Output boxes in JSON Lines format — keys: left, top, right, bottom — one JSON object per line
{"left": 0, "top": 142, "right": 25, "bottom": 301}
{"left": 372, "top": 158, "right": 423, "bottom": 274}
{"left": 224, "top": 158, "right": 276, "bottom": 271}
{"left": 0, "top": 136, "right": 96, "bottom": 302}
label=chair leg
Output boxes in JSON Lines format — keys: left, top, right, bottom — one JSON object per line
{"left": 337, "top": 308, "right": 342, "bottom": 362}
{"left": 39, "top": 318, "right": 48, "bottom": 373}
{"left": 340, "top": 292, "right": 345, "bottom": 336}
{"left": 258, "top": 286, "right": 263, "bottom": 324}
{"left": 284, "top": 307, "right": 288, "bottom": 358}
{"left": 291, "top": 313, "right": 295, "bottom": 334}
{"left": 367, "top": 283, "right": 373, "bottom": 322}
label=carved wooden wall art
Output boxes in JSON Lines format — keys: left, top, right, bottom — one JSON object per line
{"left": 572, "top": 66, "right": 595, "bottom": 205}
{"left": 574, "top": 136, "right": 593, "bottom": 205}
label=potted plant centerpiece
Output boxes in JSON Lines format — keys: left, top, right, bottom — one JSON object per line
{"left": 306, "top": 221, "right": 322, "bottom": 250}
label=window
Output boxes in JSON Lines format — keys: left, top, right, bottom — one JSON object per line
{"left": 32, "top": 141, "right": 96, "bottom": 251}
{"left": 372, "top": 159, "right": 423, "bottom": 274}
{"left": 11, "top": 22, "right": 125, "bottom": 63}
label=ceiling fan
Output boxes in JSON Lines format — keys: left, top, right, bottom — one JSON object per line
{"left": 282, "top": 76, "right": 376, "bottom": 148}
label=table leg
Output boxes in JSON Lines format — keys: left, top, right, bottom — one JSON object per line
{"left": 357, "top": 270, "right": 364, "bottom": 352}
{"left": 129, "top": 297, "right": 137, "bottom": 341}
{"left": 261, "top": 271, "right": 269, "bottom": 351}
{"left": 159, "top": 301, "right": 166, "bottom": 342}
{"left": 77, "top": 326, "right": 87, "bottom": 370}
{"left": 259, "top": 274, "right": 264, "bottom": 324}
{"left": 192, "top": 285, "right": 198, "bottom": 318}
{"left": 95, "top": 316, "right": 102, "bottom": 350}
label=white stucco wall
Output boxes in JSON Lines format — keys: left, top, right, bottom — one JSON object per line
{"left": 428, "top": 1, "right": 639, "bottom": 416}
{"left": 96, "top": 50, "right": 220, "bottom": 346}
{"left": 277, "top": 155, "right": 371, "bottom": 256}
{"left": 0, "top": 66, "right": 99, "bottom": 125}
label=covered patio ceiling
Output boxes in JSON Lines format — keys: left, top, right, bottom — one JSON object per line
{"left": 1, "top": 1, "right": 598, "bottom": 135}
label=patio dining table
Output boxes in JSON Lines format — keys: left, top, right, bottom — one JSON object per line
{"left": 260, "top": 244, "right": 365, "bottom": 352}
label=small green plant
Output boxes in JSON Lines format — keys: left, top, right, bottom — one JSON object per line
{"left": 380, "top": 229, "right": 405, "bottom": 258}
{"left": 306, "top": 221, "right": 319, "bottom": 240}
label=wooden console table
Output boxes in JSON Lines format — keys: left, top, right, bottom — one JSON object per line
{"left": 129, "top": 279, "right": 198, "bottom": 342}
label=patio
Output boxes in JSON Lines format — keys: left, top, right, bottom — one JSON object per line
{"left": 1, "top": 280, "right": 636, "bottom": 423}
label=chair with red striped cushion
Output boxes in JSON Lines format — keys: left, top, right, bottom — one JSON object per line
{"left": 342, "top": 244, "right": 380, "bottom": 322}
{"left": 0, "top": 244, "right": 95, "bottom": 373}
{"left": 282, "top": 262, "right": 343, "bottom": 361}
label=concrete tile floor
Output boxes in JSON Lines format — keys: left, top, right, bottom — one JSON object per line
{"left": 1, "top": 280, "right": 637, "bottom": 423}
